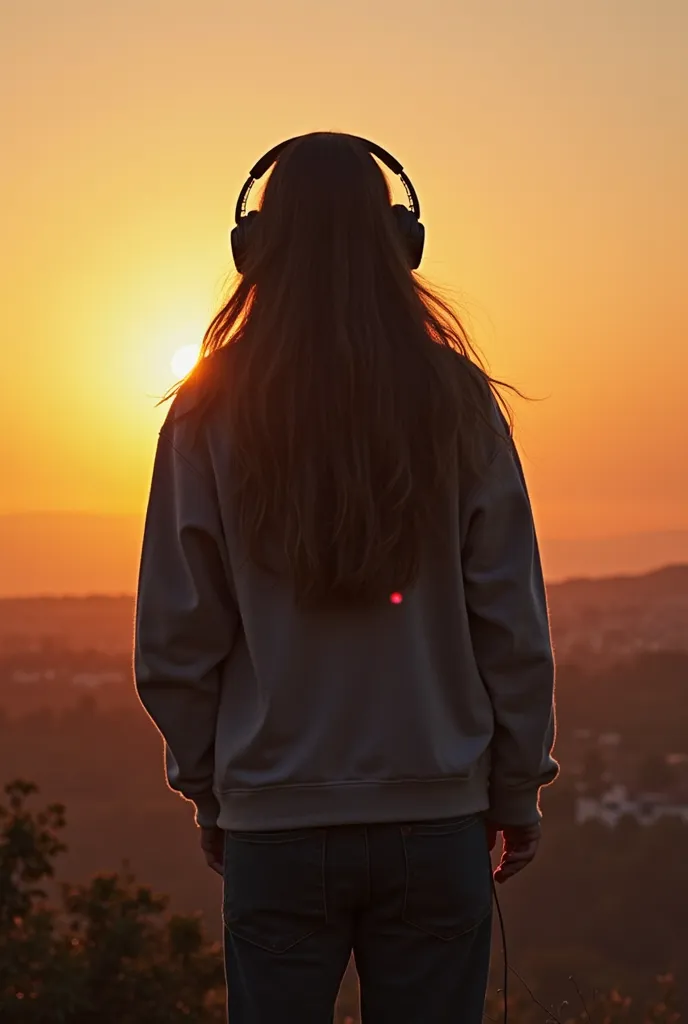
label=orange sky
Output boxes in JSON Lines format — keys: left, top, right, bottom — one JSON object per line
{"left": 2, "top": 0, "right": 687, "bottom": 593}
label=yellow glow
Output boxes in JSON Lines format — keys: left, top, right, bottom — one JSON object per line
{"left": 3, "top": 1, "right": 688, "bottom": 595}
{"left": 171, "top": 343, "right": 201, "bottom": 379}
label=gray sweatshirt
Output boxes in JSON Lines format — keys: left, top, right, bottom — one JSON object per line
{"left": 134, "top": 385, "right": 558, "bottom": 831}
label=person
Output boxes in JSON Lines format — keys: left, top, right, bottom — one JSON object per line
{"left": 134, "top": 131, "right": 558, "bottom": 1024}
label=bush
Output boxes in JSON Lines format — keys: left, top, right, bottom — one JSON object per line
{"left": 0, "top": 780, "right": 225, "bottom": 1023}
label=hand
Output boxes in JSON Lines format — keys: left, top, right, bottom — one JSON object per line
{"left": 200, "top": 825, "right": 224, "bottom": 875}
{"left": 487, "top": 820, "right": 541, "bottom": 884}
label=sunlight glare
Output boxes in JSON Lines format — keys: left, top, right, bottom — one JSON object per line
{"left": 171, "top": 343, "right": 201, "bottom": 378}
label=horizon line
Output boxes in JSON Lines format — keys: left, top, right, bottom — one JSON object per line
{"left": 1, "top": 511, "right": 687, "bottom": 545}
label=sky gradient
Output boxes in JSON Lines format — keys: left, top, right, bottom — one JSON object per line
{"left": 2, "top": 0, "right": 687, "bottom": 592}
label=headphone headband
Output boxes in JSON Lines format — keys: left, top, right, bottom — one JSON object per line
{"left": 234, "top": 134, "right": 421, "bottom": 224}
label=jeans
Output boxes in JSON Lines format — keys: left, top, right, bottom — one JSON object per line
{"left": 222, "top": 813, "right": 494, "bottom": 1024}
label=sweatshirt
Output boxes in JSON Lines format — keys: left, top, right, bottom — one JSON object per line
{"left": 134, "top": 378, "right": 558, "bottom": 831}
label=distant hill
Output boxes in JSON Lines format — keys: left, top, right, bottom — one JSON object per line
{"left": 548, "top": 562, "right": 688, "bottom": 601}
{"left": 541, "top": 530, "right": 688, "bottom": 582}
{"left": 1, "top": 512, "right": 688, "bottom": 596}
{"left": 545, "top": 563, "right": 688, "bottom": 661}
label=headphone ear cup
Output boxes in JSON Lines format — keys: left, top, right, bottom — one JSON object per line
{"left": 391, "top": 204, "right": 425, "bottom": 269}
{"left": 230, "top": 210, "right": 260, "bottom": 274}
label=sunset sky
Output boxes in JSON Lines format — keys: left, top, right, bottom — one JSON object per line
{"left": 2, "top": 0, "right": 687, "bottom": 593}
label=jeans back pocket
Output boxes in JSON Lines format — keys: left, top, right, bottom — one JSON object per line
{"left": 401, "top": 814, "right": 492, "bottom": 940}
{"left": 223, "top": 828, "right": 328, "bottom": 953}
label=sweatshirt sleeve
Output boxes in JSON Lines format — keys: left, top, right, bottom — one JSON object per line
{"left": 462, "top": 430, "right": 559, "bottom": 826}
{"left": 134, "top": 417, "right": 240, "bottom": 828}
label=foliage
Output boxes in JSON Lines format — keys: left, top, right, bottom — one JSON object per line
{"left": 0, "top": 780, "right": 225, "bottom": 1023}
{"left": 482, "top": 970, "right": 682, "bottom": 1024}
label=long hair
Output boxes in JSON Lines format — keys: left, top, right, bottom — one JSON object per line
{"left": 166, "top": 132, "right": 518, "bottom": 609}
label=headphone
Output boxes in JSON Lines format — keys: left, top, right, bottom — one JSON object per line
{"left": 230, "top": 135, "right": 426, "bottom": 274}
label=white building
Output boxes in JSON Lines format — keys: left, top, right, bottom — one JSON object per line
{"left": 576, "top": 784, "right": 688, "bottom": 827}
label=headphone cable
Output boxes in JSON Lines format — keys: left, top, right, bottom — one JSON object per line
{"left": 492, "top": 878, "right": 508, "bottom": 1024}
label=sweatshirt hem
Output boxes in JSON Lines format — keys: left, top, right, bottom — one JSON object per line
{"left": 215, "top": 775, "right": 491, "bottom": 831}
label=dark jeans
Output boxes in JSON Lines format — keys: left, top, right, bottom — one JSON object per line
{"left": 222, "top": 813, "right": 493, "bottom": 1024}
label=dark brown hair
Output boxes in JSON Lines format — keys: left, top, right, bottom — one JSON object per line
{"left": 166, "top": 132, "right": 518, "bottom": 608}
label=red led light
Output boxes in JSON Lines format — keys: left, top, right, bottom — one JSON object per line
{"left": 390, "top": 592, "right": 403, "bottom": 604}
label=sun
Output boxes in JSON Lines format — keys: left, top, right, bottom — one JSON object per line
{"left": 171, "top": 343, "right": 201, "bottom": 379}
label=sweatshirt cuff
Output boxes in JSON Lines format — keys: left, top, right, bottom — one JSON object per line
{"left": 487, "top": 785, "right": 544, "bottom": 827}
{"left": 192, "top": 791, "right": 221, "bottom": 829}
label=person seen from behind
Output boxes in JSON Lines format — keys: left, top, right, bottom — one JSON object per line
{"left": 134, "top": 131, "right": 559, "bottom": 1024}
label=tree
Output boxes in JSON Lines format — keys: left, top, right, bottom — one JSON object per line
{"left": 0, "top": 779, "right": 225, "bottom": 1023}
